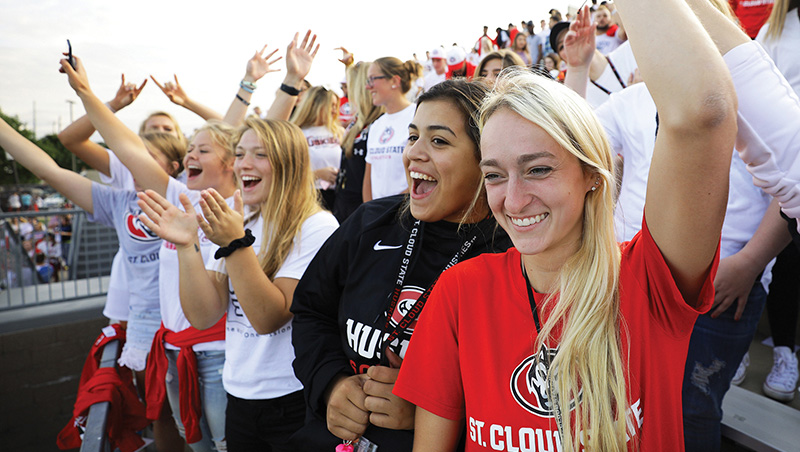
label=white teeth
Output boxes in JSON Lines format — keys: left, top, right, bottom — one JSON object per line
{"left": 410, "top": 171, "right": 437, "bottom": 182}
{"left": 241, "top": 176, "right": 261, "bottom": 182}
{"left": 510, "top": 213, "right": 548, "bottom": 227}
{"left": 187, "top": 164, "right": 201, "bottom": 170}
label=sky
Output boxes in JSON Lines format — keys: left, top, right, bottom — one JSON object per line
{"left": 0, "top": 0, "right": 578, "bottom": 141}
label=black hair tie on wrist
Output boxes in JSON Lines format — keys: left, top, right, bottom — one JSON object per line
{"left": 214, "top": 229, "right": 255, "bottom": 259}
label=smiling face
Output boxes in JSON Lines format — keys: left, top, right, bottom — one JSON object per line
{"left": 234, "top": 129, "right": 273, "bottom": 206}
{"left": 480, "top": 108, "right": 593, "bottom": 262}
{"left": 184, "top": 130, "right": 234, "bottom": 191}
{"left": 403, "top": 100, "right": 485, "bottom": 223}
{"left": 479, "top": 58, "right": 504, "bottom": 84}
{"left": 366, "top": 62, "right": 395, "bottom": 107}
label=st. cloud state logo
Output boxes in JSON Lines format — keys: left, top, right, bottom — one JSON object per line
{"left": 510, "top": 344, "right": 580, "bottom": 417}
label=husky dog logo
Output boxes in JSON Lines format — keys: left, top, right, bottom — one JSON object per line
{"left": 510, "top": 344, "right": 580, "bottom": 417}
{"left": 125, "top": 212, "right": 159, "bottom": 242}
{"left": 379, "top": 126, "right": 394, "bottom": 144}
{"left": 389, "top": 285, "right": 424, "bottom": 333}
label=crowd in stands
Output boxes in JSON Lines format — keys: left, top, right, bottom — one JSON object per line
{"left": 1, "top": 0, "right": 799, "bottom": 451}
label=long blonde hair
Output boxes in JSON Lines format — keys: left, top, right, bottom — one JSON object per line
{"left": 763, "top": 0, "right": 800, "bottom": 40}
{"left": 290, "top": 86, "right": 344, "bottom": 141}
{"left": 231, "top": 118, "right": 321, "bottom": 279}
{"left": 342, "top": 62, "right": 385, "bottom": 158}
{"left": 479, "top": 68, "right": 627, "bottom": 451}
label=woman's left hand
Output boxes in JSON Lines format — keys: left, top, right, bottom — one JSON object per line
{"left": 59, "top": 55, "right": 91, "bottom": 94}
{"left": 363, "top": 349, "right": 415, "bottom": 430}
{"left": 198, "top": 188, "right": 246, "bottom": 247}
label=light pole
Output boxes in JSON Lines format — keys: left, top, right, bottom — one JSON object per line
{"left": 66, "top": 100, "right": 76, "bottom": 171}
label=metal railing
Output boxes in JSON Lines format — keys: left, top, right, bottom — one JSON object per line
{"left": 0, "top": 209, "right": 118, "bottom": 311}
{"left": 80, "top": 338, "right": 120, "bottom": 452}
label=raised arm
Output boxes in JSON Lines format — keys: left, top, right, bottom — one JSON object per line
{"left": 615, "top": 0, "right": 738, "bottom": 304}
{"left": 57, "top": 74, "right": 146, "bottom": 176}
{"left": 222, "top": 45, "right": 282, "bottom": 127}
{"left": 137, "top": 190, "right": 228, "bottom": 328}
{"left": 0, "top": 119, "right": 93, "bottom": 214}
{"left": 150, "top": 74, "right": 223, "bottom": 121}
{"left": 563, "top": 6, "right": 597, "bottom": 99}
{"left": 688, "top": 0, "right": 800, "bottom": 222}
{"left": 61, "top": 56, "right": 170, "bottom": 196}
{"left": 265, "top": 31, "right": 319, "bottom": 121}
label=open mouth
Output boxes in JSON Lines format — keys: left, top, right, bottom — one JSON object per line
{"left": 187, "top": 164, "right": 202, "bottom": 179}
{"left": 410, "top": 171, "right": 437, "bottom": 197}
{"left": 241, "top": 175, "right": 262, "bottom": 189}
{"left": 510, "top": 213, "right": 549, "bottom": 227}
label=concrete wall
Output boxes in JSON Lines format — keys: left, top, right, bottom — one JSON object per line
{"left": 0, "top": 297, "right": 106, "bottom": 452}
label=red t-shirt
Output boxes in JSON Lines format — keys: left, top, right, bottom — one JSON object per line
{"left": 395, "top": 219, "right": 717, "bottom": 451}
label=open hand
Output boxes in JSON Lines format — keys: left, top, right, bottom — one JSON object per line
{"left": 137, "top": 190, "right": 199, "bottom": 248}
{"left": 246, "top": 45, "right": 282, "bottom": 82}
{"left": 286, "top": 30, "right": 320, "bottom": 82}
{"left": 197, "top": 188, "right": 245, "bottom": 247}
{"left": 563, "top": 5, "right": 596, "bottom": 68}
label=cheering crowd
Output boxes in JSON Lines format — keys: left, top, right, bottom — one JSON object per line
{"left": 1, "top": 0, "right": 799, "bottom": 451}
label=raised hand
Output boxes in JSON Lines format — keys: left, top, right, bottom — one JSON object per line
{"left": 150, "top": 74, "right": 189, "bottom": 107}
{"left": 563, "top": 5, "right": 596, "bottom": 68}
{"left": 137, "top": 190, "right": 200, "bottom": 248}
{"left": 245, "top": 45, "right": 282, "bottom": 82}
{"left": 197, "top": 188, "right": 245, "bottom": 247}
{"left": 285, "top": 30, "right": 320, "bottom": 82}
{"left": 109, "top": 74, "right": 147, "bottom": 111}
{"left": 335, "top": 47, "right": 354, "bottom": 66}
{"left": 59, "top": 55, "right": 92, "bottom": 95}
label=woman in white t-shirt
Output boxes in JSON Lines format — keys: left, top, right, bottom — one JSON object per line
{"left": 363, "top": 57, "right": 418, "bottom": 201}
{"left": 291, "top": 85, "right": 345, "bottom": 210}
{"left": 139, "top": 117, "right": 338, "bottom": 451}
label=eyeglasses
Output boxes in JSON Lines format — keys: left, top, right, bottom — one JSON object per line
{"left": 366, "top": 75, "right": 389, "bottom": 87}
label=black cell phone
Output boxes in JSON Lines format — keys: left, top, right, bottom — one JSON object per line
{"left": 67, "top": 39, "right": 76, "bottom": 70}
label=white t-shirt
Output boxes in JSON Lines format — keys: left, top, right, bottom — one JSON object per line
{"left": 365, "top": 104, "right": 415, "bottom": 200}
{"left": 100, "top": 150, "right": 135, "bottom": 321}
{"left": 159, "top": 178, "right": 232, "bottom": 352}
{"left": 424, "top": 71, "right": 447, "bottom": 92}
{"left": 756, "top": 8, "right": 800, "bottom": 97}
{"left": 206, "top": 210, "right": 339, "bottom": 399}
{"left": 596, "top": 28, "right": 624, "bottom": 55}
{"left": 586, "top": 41, "right": 638, "bottom": 109}
{"left": 598, "top": 82, "right": 773, "bottom": 281}
{"left": 302, "top": 126, "right": 342, "bottom": 190}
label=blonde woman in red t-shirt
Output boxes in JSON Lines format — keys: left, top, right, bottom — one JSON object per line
{"left": 395, "top": 2, "right": 738, "bottom": 450}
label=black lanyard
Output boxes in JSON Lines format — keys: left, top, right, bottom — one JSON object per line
{"left": 521, "top": 257, "right": 565, "bottom": 442}
{"left": 381, "top": 220, "right": 481, "bottom": 362}
{"left": 591, "top": 55, "right": 627, "bottom": 95}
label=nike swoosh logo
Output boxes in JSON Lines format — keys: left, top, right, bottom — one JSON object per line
{"left": 373, "top": 240, "right": 403, "bottom": 251}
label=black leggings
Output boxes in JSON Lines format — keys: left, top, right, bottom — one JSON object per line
{"left": 225, "top": 390, "right": 305, "bottom": 452}
{"left": 766, "top": 243, "right": 800, "bottom": 349}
